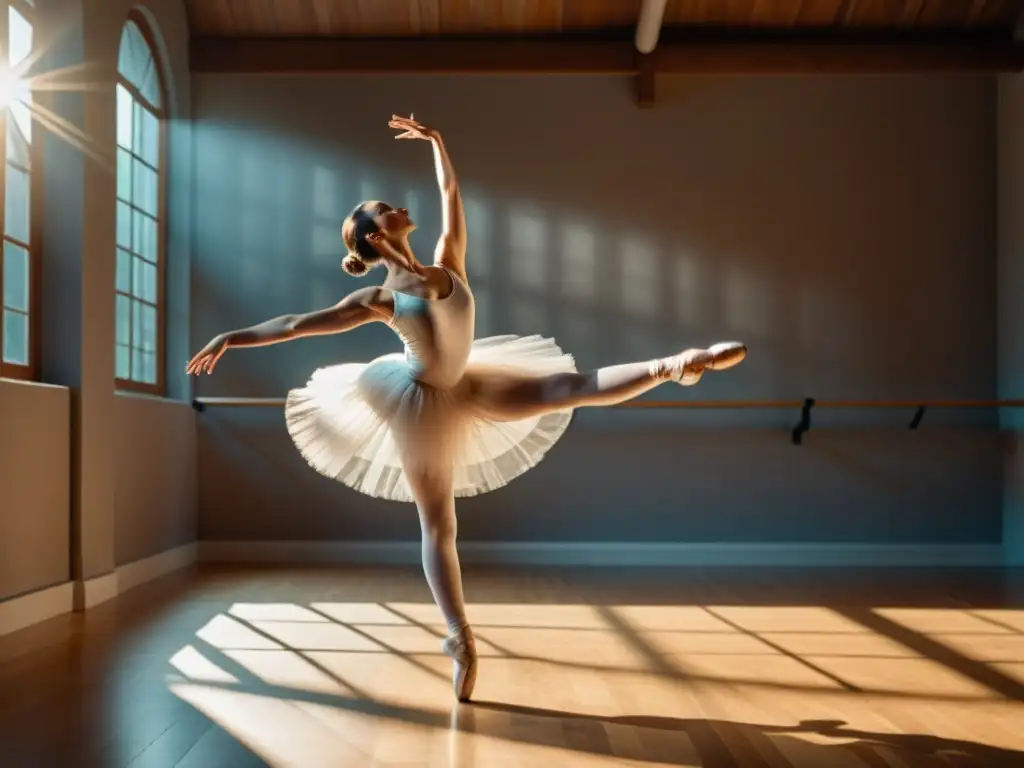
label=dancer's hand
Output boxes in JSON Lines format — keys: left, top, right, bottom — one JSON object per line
{"left": 186, "top": 334, "right": 231, "bottom": 375}
{"left": 389, "top": 113, "right": 437, "bottom": 141}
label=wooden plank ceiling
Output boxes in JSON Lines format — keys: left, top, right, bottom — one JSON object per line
{"left": 185, "top": 0, "right": 1023, "bottom": 38}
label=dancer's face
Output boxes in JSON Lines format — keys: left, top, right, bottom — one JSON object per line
{"left": 371, "top": 202, "right": 415, "bottom": 236}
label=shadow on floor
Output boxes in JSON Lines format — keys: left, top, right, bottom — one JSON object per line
{"left": 467, "top": 703, "right": 1024, "bottom": 767}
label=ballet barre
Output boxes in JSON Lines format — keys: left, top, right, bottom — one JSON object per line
{"left": 191, "top": 397, "right": 1024, "bottom": 446}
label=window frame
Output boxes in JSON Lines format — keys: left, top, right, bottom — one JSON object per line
{"left": 114, "top": 9, "right": 167, "bottom": 396}
{"left": 0, "top": 0, "right": 43, "bottom": 382}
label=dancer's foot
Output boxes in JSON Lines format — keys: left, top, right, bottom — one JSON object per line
{"left": 442, "top": 626, "right": 478, "bottom": 702}
{"left": 662, "top": 341, "right": 747, "bottom": 386}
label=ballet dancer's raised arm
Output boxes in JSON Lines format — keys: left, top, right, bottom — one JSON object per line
{"left": 389, "top": 114, "right": 467, "bottom": 279}
{"left": 185, "top": 285, "right": 390, "bottom": 375}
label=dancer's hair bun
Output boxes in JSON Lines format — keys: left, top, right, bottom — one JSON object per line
{"left": 342, "top": 253, "right": 368, "bottom": 276}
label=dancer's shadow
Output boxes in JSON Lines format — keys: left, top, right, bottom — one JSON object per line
{"left": 464, "top": 703, "right": 1024, "bottom": 767}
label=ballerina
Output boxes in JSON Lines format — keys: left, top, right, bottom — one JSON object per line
{"left": 186, "top": 114, "right": 747, "bottom": 702}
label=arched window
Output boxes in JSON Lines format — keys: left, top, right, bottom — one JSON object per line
{"left": 0, "top": 0, "right": 38, "bottom": 380}
{"left": 115, "top": 12, "right": 165, "bottom": 393}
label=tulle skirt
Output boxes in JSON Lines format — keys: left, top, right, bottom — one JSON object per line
{"left": 284, "top": 334, "right": 576, "bottom": 502}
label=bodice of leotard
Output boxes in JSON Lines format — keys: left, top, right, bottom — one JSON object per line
{"left": 388, "top": 267, "right": 475, "bottom": 389}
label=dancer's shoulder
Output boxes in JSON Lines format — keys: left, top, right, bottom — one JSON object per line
{"left": 339, "top": 285, "right": 395, "bottom": 319}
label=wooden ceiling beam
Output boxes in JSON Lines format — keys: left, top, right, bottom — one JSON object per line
{"left": 191, "top": 39, "right": 634, "bottom": 75}
{"left": 190, "top": 37, "right": 1024, "bottom": 75}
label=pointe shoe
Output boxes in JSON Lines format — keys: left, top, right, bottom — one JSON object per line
{"left": 667, "top": 341, "right": 747, "bottom": 386}
{"left": 442, "top": 627, "right": 478, "bottom": 702}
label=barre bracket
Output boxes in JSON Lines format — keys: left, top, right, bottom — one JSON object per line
{"left": 191, "top": 399, "right": 207, "bottom": 413}
{"left": 791, "top": 398, "right": 815, "bottom": 445}
{"left": 909, "top": 405, "right": 926, "bottom": 429}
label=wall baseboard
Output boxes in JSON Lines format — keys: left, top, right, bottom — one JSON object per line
{"left": 0, "top": 543, "right": 199, "bottom": 637}
{"left": 0, "top": 582, "right": 75, "bottom": 637}
{"left": 198, "top": 540, "right": 1006, "bottom": 568}
{"left": 116, "top": 542, "right": 198, "bottom": 595}
{"left": 74, "top": 571, "right": 119, "bottom": 610}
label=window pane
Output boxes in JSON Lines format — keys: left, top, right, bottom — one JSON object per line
{"left": 116, "top": 343, "right": 130, "bottom": 379}
{"left": 2, "top": 308, "right": 28, "bottom": 364}
{"left": 137, "top": 106, "right": 159, "bottom": 168}
{"left": 115, "top": 293, "right": 131, "bottom": 345}
{"left": 117, "top": 202, "right": 132, "bottom": 248}
{"left": 8, "top": 6, "right": 33, "bottom": 68}
{"left": 117, "top": 147, "right": 132, "bottom": 201}
{"left": 4, "top": 163, "right": 30, "bottom": 243}
{"left": 131, "top": 347, "right": 143, "bottom": 380}
{"left": 116, "top": 84, "right": 133, "bottom": 151}
{"left": 130, "top": 299, "right": 155, "bottom": 364}
{"left": 141, "top": 351, "right": 156, "bottom": 383}
{"left": 145, "top": 261, "right": 157, "bottom": 302}
{"left": 131, "top": 256, "right": 157, "bottom": 303}
{"left": 7, "top": 101, "right": 31, "bottom": 166}
{"left": 133, "top": 300, "right": 156, "bottom": 352}
{"left": 118, "top": 22, "right": 160, "bottom": 109}
{"left": 132, "top": 158, "right": 157, "bottom": 216}
{"left": 132, "top": 210, "right": 157, "bottom": 262}
{"left": 116, "top": 248, "right": 131, "bottom": 292}
{"left": 3, "top": 240, "right": 29, "bottom": 312}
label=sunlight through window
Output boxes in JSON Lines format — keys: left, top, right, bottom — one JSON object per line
{"left": 560, "top": 311, "right": 597, "bottom": 360}
{"left": 559, "top": 222, "right": 597, "bottom": 303}
{"left": 358, "top": 178, "right": 387, "bottom": 206}
{"left": 463, "top": 192, "right": 493, "bottom": 279}
{"left": 225, "top": 649, "right": 355, "bottom": 694}
{"left": 510, "top": 296, "right": 548, "bottom": 335}
{"left": 169, "top": 645, "right": 239, "bottom": 683}
{"left": 619, "top": 235, "right": 659, "bottom": 318}
{"left": 722, "top": 262, "right": 772, "bottom": 336}
{"left": 167, "top": 599, "right": 1024, "bottom": 768}
{"left": 196, "top": 614, "right": 284, "bottom": 651}
{"left": 471, "top": 284, "right": 496, "bottom": 337}
{"left": 508, "top": 205, "right": 547, "bottom": 289}
{"left": 312, "top": 165, "right": 336, "bottom": 219}
{"left": 673, "top": 251, "right": 707, "bottom": 328}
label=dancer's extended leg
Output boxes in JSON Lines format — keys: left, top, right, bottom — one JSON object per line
{"left": 404, "top": 465, "right": 477, "bottom": 701}
{"left": 471, "top": 341, "right": 746, "bottom": 422}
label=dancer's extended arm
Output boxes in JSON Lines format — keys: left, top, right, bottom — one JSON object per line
{"left": 185, "top": 286, "right": 389, "bottom": 375}
{"left": 389, "top": 114, "right": 467, "bottom": 277}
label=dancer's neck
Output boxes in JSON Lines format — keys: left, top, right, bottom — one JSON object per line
{"left": 382, "top": 237, "right": 425, "bottom": 276}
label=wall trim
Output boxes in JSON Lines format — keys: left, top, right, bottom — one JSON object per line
{"left": 198, "top": 540, "right": 1005, "bottom": 568}
{"left": 0, "top": 582, "right": 75, "bottom": 637}
{"left": 116, "top": 542, "right": 198, "bottom": 595}
{"left": 73, "top": 571, "right": 119, "bottom": 610}
{"left": 0, "top": 544, "right": 199, "bottom": 637}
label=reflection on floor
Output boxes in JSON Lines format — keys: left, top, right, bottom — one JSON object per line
{"left": 1, "top": 565, "right": 1023, "bottom": 766}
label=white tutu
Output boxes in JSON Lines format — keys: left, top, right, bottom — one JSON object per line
{"left": 284, "top": 334, "right": 577, "bottom": 502}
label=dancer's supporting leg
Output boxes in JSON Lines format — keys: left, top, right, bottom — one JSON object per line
{"left": 472, "top": 341, "right": 746, "bottom": 422}
{"left": 404, "top": 465, "right": 477, "bottom": 701}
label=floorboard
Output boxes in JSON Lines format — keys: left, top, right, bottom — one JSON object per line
{"left": 1, "top": 565, "right": 1022, "bottom": 767}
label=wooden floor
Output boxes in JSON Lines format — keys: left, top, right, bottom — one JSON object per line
{"left": 2, "top": 566, "right": 1024, "bottom": 767}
